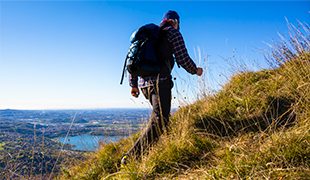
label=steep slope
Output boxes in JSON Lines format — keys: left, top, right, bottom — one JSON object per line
{"left": 60, "top": 24, "right": 310, "bottom": 179}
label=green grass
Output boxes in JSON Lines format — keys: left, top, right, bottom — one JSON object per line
{"left": 60, "top": 22, "right": 310, "bottom": 179}
{"left": 0, "top": 143, "right": 5, "bottom": 151}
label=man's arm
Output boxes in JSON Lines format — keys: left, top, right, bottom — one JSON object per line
{"left": 129, "top": 74, "right": 140, "bottom": 97}
{"left": 167, "top": 27, "right": 199, "bottom": 75}
{"left": 129, "top": 74, "right": 138, "bottom": 88}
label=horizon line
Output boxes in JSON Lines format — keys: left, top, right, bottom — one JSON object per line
{"left": 0, "top": 107, "right": 151, "bottom": 111}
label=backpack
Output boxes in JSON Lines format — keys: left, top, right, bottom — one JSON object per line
{"left": 120, "top": 23, "right": 161, "bottom": 85}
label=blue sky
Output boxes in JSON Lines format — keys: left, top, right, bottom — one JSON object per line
{"left": 0, "top": 1, "right": 309, "bottom": 110}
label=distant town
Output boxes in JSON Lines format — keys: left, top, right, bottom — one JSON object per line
{"left": 0, "top": 108, "right": 150, "bottom": 177}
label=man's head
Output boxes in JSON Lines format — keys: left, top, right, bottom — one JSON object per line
{"left": 161, "top": 10, "right": 180, "bottom": 30}
{"left": 163, "top": 10, "right": 180, "bottom": 22}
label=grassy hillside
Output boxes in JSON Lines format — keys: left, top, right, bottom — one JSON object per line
{"left": 60, "top": 22, "right": 309, "bottom": 179}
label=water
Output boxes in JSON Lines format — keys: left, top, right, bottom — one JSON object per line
{"left": 58, "top": 134, "right": 125, "bottom": 151}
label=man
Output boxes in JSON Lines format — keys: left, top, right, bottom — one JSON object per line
{"left": 122, "top": 10, "right": 203, "bottom": 164}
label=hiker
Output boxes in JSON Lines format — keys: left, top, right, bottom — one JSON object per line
{"left": 122, "top": 10, "right": 203, "bottom": 164}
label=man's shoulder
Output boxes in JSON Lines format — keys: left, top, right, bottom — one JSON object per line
{"left": 162, "top": 26, "right": 181, "bottom": 38}
{"left": 163, "top": 26, "right": 176, "bottom": 32}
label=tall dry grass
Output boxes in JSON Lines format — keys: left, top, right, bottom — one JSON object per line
{"left": 60, "top": 20, "right": 309, "bottom": 179}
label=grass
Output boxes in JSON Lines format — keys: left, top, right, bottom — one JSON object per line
{"left": 0, "top": 143, "right": 4, "bottom": 151}
{"left": 60, "top": 20, "right": 310, "bottom": 179}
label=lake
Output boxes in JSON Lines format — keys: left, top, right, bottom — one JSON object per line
{"left": 58, "top": 134, "right": 126, "bottom": 151}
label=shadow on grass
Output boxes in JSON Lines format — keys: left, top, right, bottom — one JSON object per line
{"left": 195, "top": 97, "right": 296, "bottom": 137}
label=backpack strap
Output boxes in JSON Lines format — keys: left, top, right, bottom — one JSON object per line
{"left": 158, "top": 27, "right": 179, "bottom": 76}
{"left": 120, "top": 53, "right": 128, "bottom": 85}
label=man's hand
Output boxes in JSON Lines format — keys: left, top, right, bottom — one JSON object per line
{"left": 196, "top": 67, "right": 203, "bottom": 76}
{"left": 131, "top": 87, "right": 140, "bottom": 98}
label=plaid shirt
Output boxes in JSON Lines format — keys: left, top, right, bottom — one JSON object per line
{"left": 130, "top": 26, "right": 198, "bottom": 88}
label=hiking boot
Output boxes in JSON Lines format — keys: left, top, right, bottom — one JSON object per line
{"left": 121, "top": 154, "right": 128, "bottom": 166}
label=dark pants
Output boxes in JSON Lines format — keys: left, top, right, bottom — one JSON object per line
{"left": 127, "top": 78, "right": 173, "bottom": 158}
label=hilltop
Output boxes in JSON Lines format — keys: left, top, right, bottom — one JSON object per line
{"left": 60, "top": 23, "right": 309, "bottom": 179}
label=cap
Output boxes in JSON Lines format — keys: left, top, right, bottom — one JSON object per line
{"left": 163, "top": 10, "right": 180, "bottom": 22}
